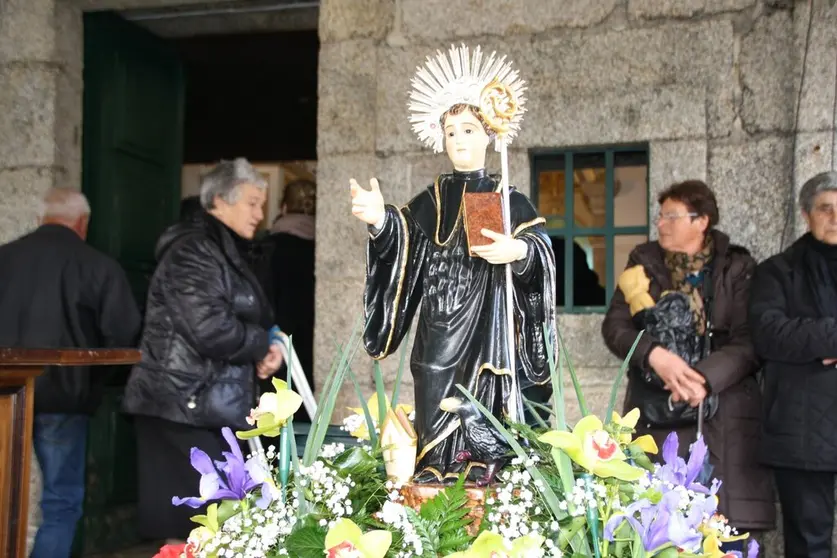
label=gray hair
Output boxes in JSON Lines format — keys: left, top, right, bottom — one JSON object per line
{"left": 799, "top": 171, "right": 837, "bottom": 214}
{"left": 199, "top": 158, "right": 267, "bottom": 209}
{"left": 41, "top": 188, "right": 91, "bottom": 221}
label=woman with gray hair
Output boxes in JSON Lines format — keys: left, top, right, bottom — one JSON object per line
{"left": 749, "top": 171, "right": 837, "bottom": 558}
{"left": 123, "top": 158, "right": 284, "bottom": 544}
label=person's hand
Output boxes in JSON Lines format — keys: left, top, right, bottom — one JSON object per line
{"left": 823, "top": 358, "right": 837, "bottom": 367}
{"left": 648, "top": 347, "right": 707, "bottom": 403}
{"left": 471, "top": 229, "right": 528, "bottom": 264}
{"left": 683, "top": 381, "right": 708, "bottom": 407}
{"left": 350, "top": 178, "right": 386, "bottom": 226}
{"left": 256, "top": 344, "right": 284, "bottom": 380}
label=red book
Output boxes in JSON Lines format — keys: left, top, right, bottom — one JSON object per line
{"left": 463, "top": 192, "right": 505, "bottom": 257}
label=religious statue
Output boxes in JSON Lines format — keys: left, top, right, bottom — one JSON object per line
{"left": 349, "top": 45, "right": 558, "bottom": 485}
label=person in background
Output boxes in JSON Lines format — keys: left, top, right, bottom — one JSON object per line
{"left": 260, "top": 179, "right": 317, "bottom": 416}
{"left": 122, "top": 158, "right": 284, "bottom": 544}
{"left": 0, "top": 188, "right": 141, "bottom": 558}
{"left": 749, "top": 171, "right": 837, "bottom": 558}
{"left": 601, "top": 180, "right": 774, "bottom": 541}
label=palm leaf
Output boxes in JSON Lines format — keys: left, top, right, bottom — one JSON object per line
{"left": 390, "top": 324, "right": 411, "bottom": 406}
{"left": 605, "top": 330, "right": 644, "bottom": 420}
{"left": 455, "top": 384, "right": 567, "bottom": 521}
{"left": 556, "top": 326, "right": 588, "bottom": 416}
{"left": 344, "top": 362, "right": 379, "bottom": 448}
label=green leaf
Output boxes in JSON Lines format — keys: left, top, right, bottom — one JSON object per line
{"left": 455, "top": 384, "right": 567, "bottom": 522}
{"left": 283, "top": 524, "right": 328, "bottom": 558}
{"left": 286, "top": 334, "right": 295, "bottom": 391}
{"left": 543, "top": 324, "right": 575, "bottom": 515}
{"left": 390, "top": 323, "right": 411, "bottom": 406}
{"left": 345, "top": 362, "right": 379, "bottom": 448}
{"left": 303, "top": 315, "right": 362, "bottom": 465}
{"left": 556, "top": 327, "right": 588, "bottom": 417}
{"left": 522, "top": 396, "right": 550, "bottom": 429}
{"left": 373, "top": 361, "right": 387, "bottom": 426}
{"left": 605, "top": 330, "right": 644, "bottom": 420}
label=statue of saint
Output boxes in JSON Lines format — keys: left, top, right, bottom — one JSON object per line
{"left": 349, "top": 46, "right": 558, "bottom": 484}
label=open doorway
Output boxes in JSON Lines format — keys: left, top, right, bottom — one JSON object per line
{"left": 77, "top": 9, "right": 318, "bottom": 556}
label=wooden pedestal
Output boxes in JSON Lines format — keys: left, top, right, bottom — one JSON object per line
{"left": 400, "top": 483, "right": 490, "bottom": 536}
{"left": 0, "top": 348, "right": 140, "bottom": 558}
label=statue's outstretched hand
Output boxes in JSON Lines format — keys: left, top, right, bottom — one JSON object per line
{"left": 350, "top": 178, "right": 386, "bottom": 226}
{"left": 472, "top": 229, "right": 528, "bottom": 264}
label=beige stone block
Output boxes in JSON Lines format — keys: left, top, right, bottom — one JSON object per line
{"left": 0, "top": 167, "right": 57, "bottom": 242}
{"left": 317, "top": 40, "right": 378, "bottom": 156}
{"left": 794, "top": 1, "right": 837, "bottom": 133}
{"left": 319, "top": 0, "right": 393, "bottom": 42}
{"left": 54, "top": 69, "right": 83, "bottom": 187}
{"left": 375, "top": 152, "right": 441, "bottom": 207}
{"left": 556, "top": 314, "right": 624, "bottom": 368}
{"left": 0, "top": 64, "right": 58, "bottom": 168}
{"left": 518, "top": 86, "right": 707, "bottom": 149}
{"left": 739, "top": 9, "right": 796, "bottom": 133}
{"left": 315, "top": 154, "right": 378, "bottom": 279}
{"left": 708, "top": 136, "right": 793, "bottom": 261}
{"left": 27, "top": 452, "right": 42, "bottom": 556}
{"left": 53, "top": 1, "right": 83, "bottom": 73}
{"left": 76, "top": 0, "right": 212, "bottom": 9}
{"left": 401, "top": 0, "right": 619, "bottom": 40}
{"left": 628, "top": 0, "right": 755, "bottom": 19}
{"left": 0, "top": 2, "right": 57, "bottom": 63}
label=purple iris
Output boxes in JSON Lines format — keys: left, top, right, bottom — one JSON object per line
{"left": 655, "top": 432, "right": 720, "bottom": 495}
{"left": 172, "top": 427, "right": 276, "bottom": 509}
{"left": 604, "top": 491, "right": 703, "bottom": 553}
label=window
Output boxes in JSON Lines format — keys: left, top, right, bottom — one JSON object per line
{"left": 530, "top": 146, "right": 650, "bottom": 313}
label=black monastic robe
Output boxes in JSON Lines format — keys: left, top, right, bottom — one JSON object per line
{"left": 363, "top": 168, "right": 557, "bottom": 483}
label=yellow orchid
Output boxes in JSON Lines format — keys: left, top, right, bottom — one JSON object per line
{"left": 699, "top": 515, "right": 749, "bottom": 558}
{"left": 538, "top": 415, "right": 645, "bottom": 481}
{"left": 611, "top": 408, "right": 658, "bottom": 454}
{"left": 236, "top": 378, "right": 303, "bottom": 439}
{"left": 324, "top": 518, "right": 392, "bottom": 558}
{"left": 444, "top": 531, "right": 545, "bottom": 558}
{"left": 347, "top": 393, "right": 413, "bottom": 440}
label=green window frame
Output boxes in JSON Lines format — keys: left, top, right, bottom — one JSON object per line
{"left": 530, "top": 145, "right": 650, "bottom": 313}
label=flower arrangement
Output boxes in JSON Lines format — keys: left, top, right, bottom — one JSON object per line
{"left": 152, "top": 326, "right": 760, "bottom": 558}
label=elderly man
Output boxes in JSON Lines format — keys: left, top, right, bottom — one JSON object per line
{"left": 749, "top": 171, "right": 837, "bottom": 558}
{"left": 0, "top": 188, "right": 141, "bottom": 557}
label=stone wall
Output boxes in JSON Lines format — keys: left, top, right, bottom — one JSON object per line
{"left": 315, "top": 0, "right": 836, "bottom": 554}
{"left": 315, "top": 0, "right": 836, "bottom": 416}
{"left": 0, "top": 0, "right": 84, "bottom": 243}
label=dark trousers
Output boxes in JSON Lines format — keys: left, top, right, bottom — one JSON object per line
{"left": 774, "top": 468, "right": 835, "bottom": 558}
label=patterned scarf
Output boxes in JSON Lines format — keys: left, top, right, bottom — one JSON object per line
{"left": 663, "top": 234, "right": 714, "bottom": 334}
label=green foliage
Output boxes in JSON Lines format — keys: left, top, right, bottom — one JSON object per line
{"left": 417, "top": 476, "right": 473, "bottom": 555}
{"left": 330, "top": 446, "right": 389, "bottom": 521}
{"left": 605, "top": 331, "right": 644, "bottom": 420}
{"left": 282, "top": 521, "right": 327, "bottom": 558}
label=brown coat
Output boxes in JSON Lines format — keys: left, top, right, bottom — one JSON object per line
{"left": 601, "top": 230, "right": 775, "bottom": 531}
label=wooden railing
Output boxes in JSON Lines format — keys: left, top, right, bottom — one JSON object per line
{"left": 0, "top": 348, "right": 140, "bottom": 558}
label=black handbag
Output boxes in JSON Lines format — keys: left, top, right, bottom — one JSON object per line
{"left": 626, "top": 271, "right": 720, "bottom": 429}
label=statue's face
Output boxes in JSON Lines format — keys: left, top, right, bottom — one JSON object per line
{"left": 443, "top": 109, "right": 490, "bottom": 172}
{"left": 805, "top": 191, "right": 837, "bottom": 245}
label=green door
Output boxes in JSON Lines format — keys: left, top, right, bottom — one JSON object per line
{"left": 77, "top": 11, "right": 184, "bottom": 556}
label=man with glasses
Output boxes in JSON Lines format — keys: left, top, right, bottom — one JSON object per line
{"left": 749, "top": 171, "right": 837, "bottom": 558}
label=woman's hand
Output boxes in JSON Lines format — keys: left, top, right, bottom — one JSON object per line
{"left": 648, "top": 347, "right": 707, "bottom": 405}
{"left": 350, "top": 178, "right": 386, "bottom": 227}
{"left": 472, "top": 229, "right": 528, "bottom": 264}
{"left": 256, "top": 344, "right": 284, "bottom": 379}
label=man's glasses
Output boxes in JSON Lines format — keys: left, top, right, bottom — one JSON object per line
{"left": 656, "top": 212, "right": 698, "bottom": 222}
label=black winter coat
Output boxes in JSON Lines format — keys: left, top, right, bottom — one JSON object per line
{"left": 0, "top": 224, "right": 141, "bottom": 414}
{"left": 123, "top": 211, "right": 273, "bottom": 430}
{"left": 749, "top": 234, "right": 837, "bottom": 471}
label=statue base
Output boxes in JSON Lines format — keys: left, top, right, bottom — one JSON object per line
{"left": 399, "top": 483, "right": 488, "bottom": 536}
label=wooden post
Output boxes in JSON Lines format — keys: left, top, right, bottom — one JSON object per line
{"left": 0, "top": 348, "right": 140, "bottom": 558}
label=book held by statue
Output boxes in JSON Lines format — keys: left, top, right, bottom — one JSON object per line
{"left": 463, "top": 192, "right": 505, "bottom": 257}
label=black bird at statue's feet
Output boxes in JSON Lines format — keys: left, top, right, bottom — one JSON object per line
{"left": 439, "top": 396, "right": 511, "bottom": 487}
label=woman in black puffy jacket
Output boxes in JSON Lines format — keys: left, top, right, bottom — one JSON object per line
{"left": 123, "top": 158, "right": 283, "bottom": 543}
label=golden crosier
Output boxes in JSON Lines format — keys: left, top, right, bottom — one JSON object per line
{"left": 478, "top": 79, "right": 519, "bottom": 135}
